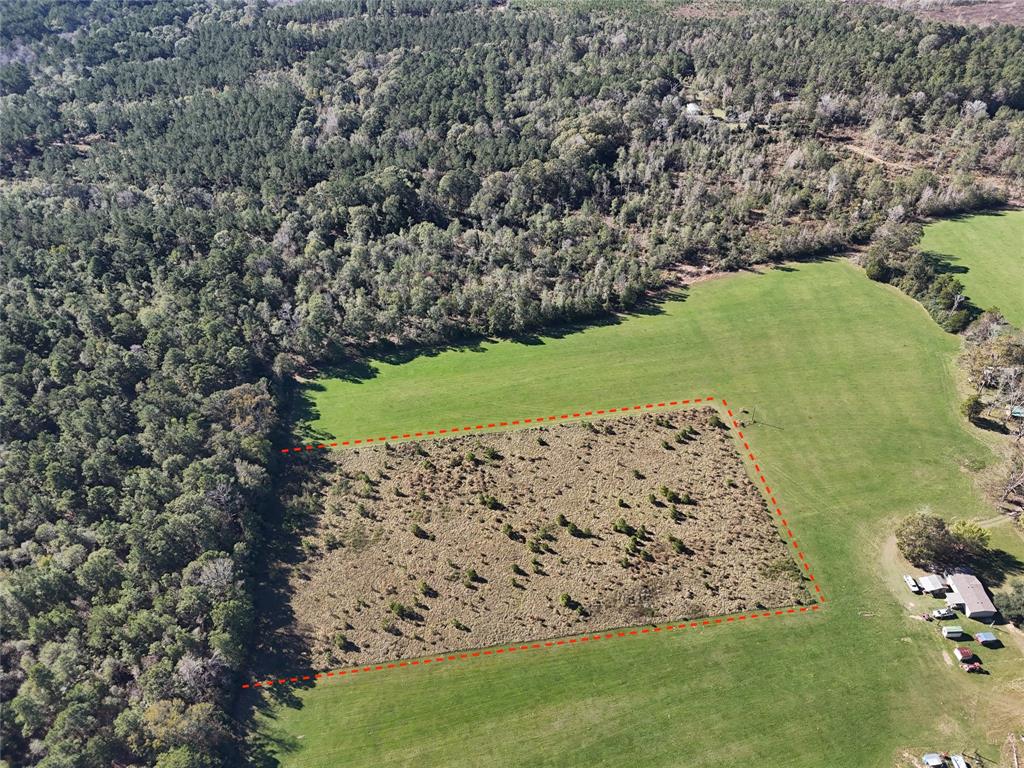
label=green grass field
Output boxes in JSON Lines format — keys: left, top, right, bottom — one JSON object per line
{"left": 920, "top": 209, "right": 1024, "bottom": 327}
{"left": 258, "top": 253, "right": 1024, "bottom": 767}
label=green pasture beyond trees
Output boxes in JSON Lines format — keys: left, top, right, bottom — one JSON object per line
{"left": 262, "top": 258, "right": 1023, "bottom": 767}
{"left": 920, "top": 209, "right": 1024, "bottom": 327}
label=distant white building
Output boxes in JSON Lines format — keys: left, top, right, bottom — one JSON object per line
{"left": 946, "top": 574, "right": 997, "bottom": 620}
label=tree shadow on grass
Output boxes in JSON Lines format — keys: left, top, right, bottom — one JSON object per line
{"left": 504, "top": 297, "right": 679, "bottom": 347}
{"left": 924, "top": 250, "right": 970, "bottom": 276}
{"left": 938, "top": 205, "right": 1020, "bottom": 223}
{"left": 966, "top": 547, "right": 1024, "bottom": 589}
{"left": 283, "top": 384, "right": 327, "bottom": 441}
{"left": 285, "top": 288, "right": 688, "bottom": 442}
{"left": 971, "top": 416, "right": 1010, "bottom": 435}
{"left": 317, "top": 357, "right": 377, "bottom": 383}
{"left": 230, "top": 451, "right": 334, "bottom": 766}
{"left": 297, "top": 256, "right": 842, "bottom": 395}
{"left": 304, "top": 285, "right": 692, "bottom": 389}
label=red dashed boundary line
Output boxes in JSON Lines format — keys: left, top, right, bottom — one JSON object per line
{"left": 242, "top": 606, "right": 821, "bottom": 690}
{"left": 282, "top": 397, "right": 719, "bottom": 453}
{"left": 246, "top": 396, "right": 828, "bottom": 690}
{"left": 718, "top": 398, "right": 825, "bottom": 603}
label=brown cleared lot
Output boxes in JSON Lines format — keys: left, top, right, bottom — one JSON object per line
{"left": 288, "top": 408, "right": 811, "bottom": 668}
{"left": 846, "top": 0, "right": 1024, "bottom": 26}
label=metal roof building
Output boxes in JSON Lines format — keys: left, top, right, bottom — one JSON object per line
{"left": 918, "top": 574, "right": 947, "bottom": 594}
{"left": 946, "top": 573, "right": 997, "bottom": 620}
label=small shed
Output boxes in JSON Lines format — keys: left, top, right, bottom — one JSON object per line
{"left": 950, "top": 755, "right": 969, "bottom": 768}
{"left": 953, "top": 647, "right": 974, "bottom": 662}
{"left": 919, "top": 574, "right": 947, "bottom": 595}
{"left": 942, "top": 625, "right": 964, "bottom": 639}
{"left": 947, "top": 574, "right": 997, "bottom": 620}
{"left": 975, "top": 631, "right": 998, "bottom": 646}
{"left": 922, "top": 754, "right": 945, "bottom": 767}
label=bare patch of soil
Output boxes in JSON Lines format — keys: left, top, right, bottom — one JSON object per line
{"left": 847, "top": 0, "right": 1024, "bottom": 26}
{"left": 662, "top": 263, "right": 764, "bottom": 290}
{"left": 286, "top": 409, "right": 811, "bottom": 668}
{"left": 671, "top": 1, "right": 750, "bottom": 20}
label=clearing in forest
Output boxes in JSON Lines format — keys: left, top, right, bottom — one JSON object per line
{"left": 920, "top": 209, "right": 1024, "bottom": 327}
{"left": 288, "top": 408, "right": 810, "bottom": 668}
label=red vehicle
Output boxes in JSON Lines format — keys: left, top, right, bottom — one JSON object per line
{"left": 960, "top": 661, "right": 984, "bottom": 674}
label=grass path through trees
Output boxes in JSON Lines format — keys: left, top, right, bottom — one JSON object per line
{"left": 920, "top": 210, "right": 1024, "bottom": 327}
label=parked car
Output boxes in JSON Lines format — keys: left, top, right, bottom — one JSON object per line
{"left": 903, "top": 575, "right": 921, "bottom": 593}
{"left": 960, "top": 662, "right": 984, "bottom": 674}
{"left": 931, "top": 607, "right": 956, "bottom": 620}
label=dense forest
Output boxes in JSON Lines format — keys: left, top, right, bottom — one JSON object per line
{"left": 1, "top": 0, "right": 1023, "bottom": 765}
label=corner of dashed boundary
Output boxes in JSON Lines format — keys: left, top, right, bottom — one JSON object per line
{"left": 248, "top": 395, "right": 829, "bottom": 690}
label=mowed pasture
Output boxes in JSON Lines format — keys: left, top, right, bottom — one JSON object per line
{"left": 919, "top": 209, "right": 1024, "bottom": 327}
{"left": 259, "top": 255, "right": 1024, "bottom": 767}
